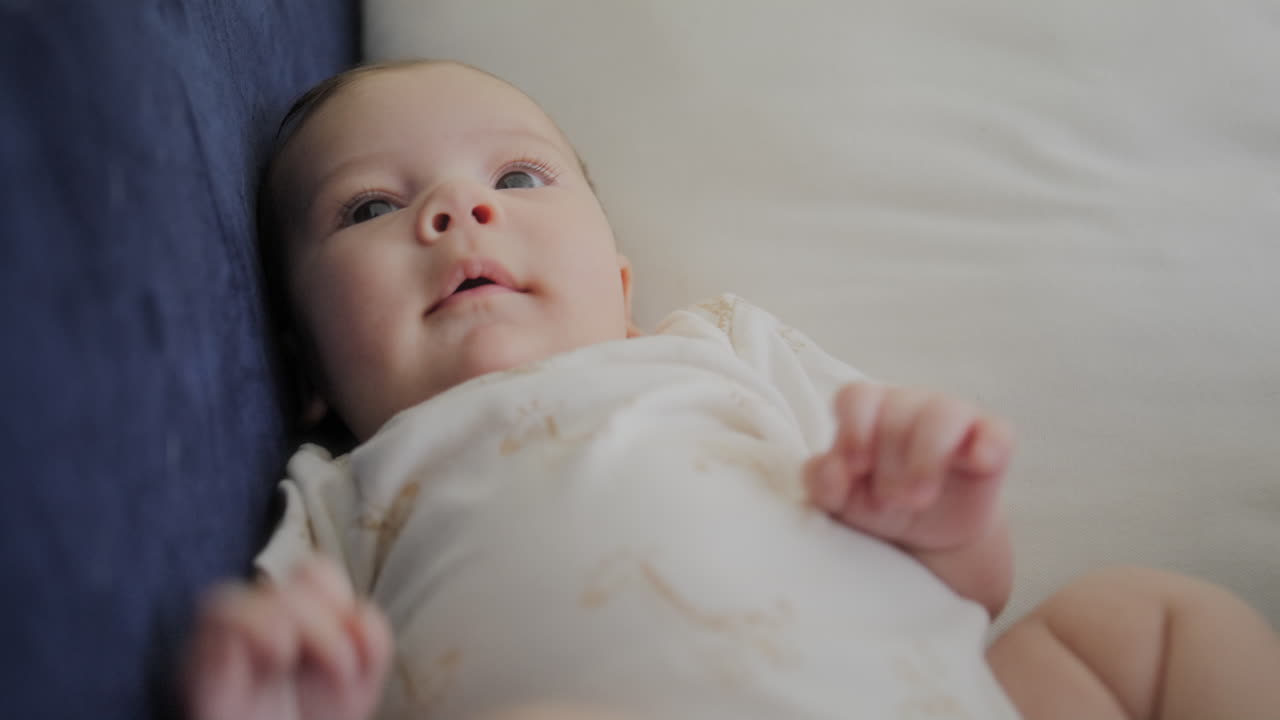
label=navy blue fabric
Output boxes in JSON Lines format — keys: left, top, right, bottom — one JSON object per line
{"left": 0, "top": 1, "right": 356, "bottom": 718}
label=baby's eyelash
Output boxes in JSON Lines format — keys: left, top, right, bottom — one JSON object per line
{"left": 334, "top": 189, "right": 397, "bottom": 228}
{"left": 496, "top": 157, "right": 562, "bottom": 185}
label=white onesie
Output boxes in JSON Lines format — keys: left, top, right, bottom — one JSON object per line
{"left": 257, "top": 295, "right": 1021, "bottom": 719}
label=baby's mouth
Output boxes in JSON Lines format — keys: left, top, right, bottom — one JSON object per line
{"left": 426, "top": 257, "right": 524, "bottom": 316}
{"left": 427, "top": 276, "right": 520, "bottom": 315}
{"left": 454, "top": 277, "right": 495, "bottom": 293}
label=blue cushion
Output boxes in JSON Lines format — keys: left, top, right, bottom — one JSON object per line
{"left": 0, "top": 1, "right": 356, "bottom": 717}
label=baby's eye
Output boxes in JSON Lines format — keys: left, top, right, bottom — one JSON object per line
{"left": 495, "top": 170, "right": 546, "bottom": 190}
{"left": 349, "top": 198, "right": 398, "bottom": 224}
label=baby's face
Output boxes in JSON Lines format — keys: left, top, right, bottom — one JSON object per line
{"left": 274, "top": 63, "right": 633, "bottom": 441}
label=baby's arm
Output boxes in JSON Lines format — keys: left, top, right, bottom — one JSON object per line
{"left": 804, "top": 382, "right": 1015, "bottom": 617}
{"left": 184, "top": 554, "right": 392, "bottom": 720}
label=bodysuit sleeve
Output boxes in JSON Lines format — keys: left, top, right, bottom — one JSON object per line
{"left": 682, "top": 294, "right": 871, "bottom": 456}
{"left": 254, "top": 443, "right": 361, "bottom": 587}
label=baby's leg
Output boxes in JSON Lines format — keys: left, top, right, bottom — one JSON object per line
{"left": 988, "top": 567, "right": 1280, "bottom": 720}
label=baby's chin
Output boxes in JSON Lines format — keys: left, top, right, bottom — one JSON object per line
{"left": 450, "top": 330, "right": 564, "bottom": 383}
{"left": 450, "top": 325, "right": 623, "bottom": 385}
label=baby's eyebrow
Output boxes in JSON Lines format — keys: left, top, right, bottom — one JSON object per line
{"left": 310, "top": 152, "right": 398, "bottom": 197}
{"left": 293, "top": 151, "right": 400, "bottom": 222}
{"left": 475, "top": 124, "right": 576, "bottom": 160}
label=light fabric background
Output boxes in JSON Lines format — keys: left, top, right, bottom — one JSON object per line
{"left": 364, "top": 1, "right": 1280, "bottom": 631}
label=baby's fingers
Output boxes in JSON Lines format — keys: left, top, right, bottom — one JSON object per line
{"left": 866, "top": 387, "right": 935, "bottom": 506}
{"left": 832, "top": 382, "right": 885, "bottom": 476}
{"left": 351, "top": 600, "right": 393, "bottom": 678}
{"left": 198, "top": 583, "right": 300, "bottom": 672}
{"left": 289, "top": 554, "right": 356, "bottom": 610}
{"left": 899, "top": 397, "right": 982, "bottom": 506}
{"left": 807, "top": 382, "right": 888, "bottom": 511}
{"left": 275, "top": 576, "right": 360, "bottom": 686}
{"left": 185, "top": 583, "right": 298, "bottom": 720}
{"left": 295, "top": 600, "right": 394, "bottom": 720}
{"left": 953, "top": 415, "right": 1014, "bottom": 478}
{"left": 803, "top": 452, "right": 851, "bottom": 512}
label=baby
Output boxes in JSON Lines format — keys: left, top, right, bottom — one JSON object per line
{"left": 185, "top": 59, "right": 1280, "bottom": 720}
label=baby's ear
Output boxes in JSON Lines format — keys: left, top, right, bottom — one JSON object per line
{"left": 283, "top": 332, "right": 330, "bottom": 427}
{"left": 299, "top": 394, "right": 329, "bottom": 426}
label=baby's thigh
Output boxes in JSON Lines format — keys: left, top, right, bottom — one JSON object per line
{"left": 985, "top": 567, "right": 1186, "bottom": 720}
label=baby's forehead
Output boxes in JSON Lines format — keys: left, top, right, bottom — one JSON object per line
{"left": 287, "top": 63, "right": 572, "bottom": 173}
{"left": 344, "top": 63, "right": 564, "bottom": 138}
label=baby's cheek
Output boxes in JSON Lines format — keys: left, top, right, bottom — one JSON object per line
{"left": 572, "top": 266, "right": 631, "bottom": 333}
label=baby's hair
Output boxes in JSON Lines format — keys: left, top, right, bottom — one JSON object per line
{"left": 255, "top": 58, "right": 597, "bottom": 451}
{"left": 273, "top": 59, "right": 433, "bottom": 162}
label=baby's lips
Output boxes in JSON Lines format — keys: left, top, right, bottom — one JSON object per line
{"left": 426, "top": 255, "right": 523, "bottom": 315}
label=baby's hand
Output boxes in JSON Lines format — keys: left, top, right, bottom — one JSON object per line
{"left": 184, "top": 554, "right": 392, "bottom": 720}
{"left": 804, "top": 382, "right": 1012, "bottom": 551}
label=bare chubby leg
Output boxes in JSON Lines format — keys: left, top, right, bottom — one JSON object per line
{"left": 987, "top": 566, "right": 1280, "bottom": 720}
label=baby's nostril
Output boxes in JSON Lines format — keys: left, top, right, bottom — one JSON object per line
{"left": 472, "top": 204, "right": 492, "bottom": 224}
{"left": 433, "top": 213, "right": 450, "bottom": 233}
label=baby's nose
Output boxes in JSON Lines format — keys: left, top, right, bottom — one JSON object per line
{"left": 430, "top": 203, "right": 493, "bottom": 234}
{"left": 419, "top": 182, "right": 499, "bottom": 244}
